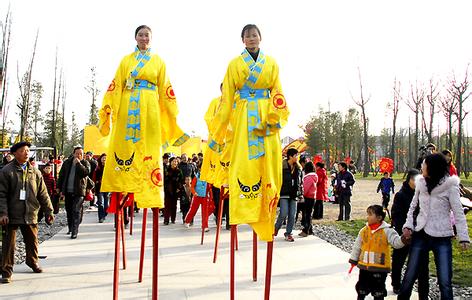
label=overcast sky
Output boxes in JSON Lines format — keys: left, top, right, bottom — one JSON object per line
{"left": 2, "top": 0, "right": 472, "bottom": 141}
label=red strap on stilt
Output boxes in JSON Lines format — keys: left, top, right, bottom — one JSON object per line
{"left": 152, "top": 208, "right": 159, "bottom": 300}
{"left": 253, "top": 231, "right": 257, "bottom": 282}
{"left": 264, "top": 241, "right": 274, "bottom": 300}
{"left": 138, "top": 208, "right": 148, "bottom": 283}
{"left": 230, "top": 225, "right": 236, "bottom": 300}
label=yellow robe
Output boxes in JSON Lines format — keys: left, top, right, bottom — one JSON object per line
{"left": 98, "top": 50, "right": 187, "bottom": 209}
{"left": 210, "top": 51, "right": 289, "bottom": 241}
{"left": 200, "top": 97, "right": 222, "bottom": 185}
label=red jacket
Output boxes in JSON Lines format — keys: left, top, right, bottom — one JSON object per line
{"left": 316, "top": 168, "right": 329, "bottom": 201}
{"left": 303, "top": 172, "right": 318, "bottom": 199}
{"left": 449, "top": 164, "right": 458, "bottom": 176}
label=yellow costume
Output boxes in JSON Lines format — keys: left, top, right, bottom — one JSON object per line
{"left": 98, "top": 48, "right": 188, "bottom": 208}
{"left": 209, "top": 49, "right": 289, "bottom": 241}
{"left": 200, "top": 97, "right": 222, "bottom": 184}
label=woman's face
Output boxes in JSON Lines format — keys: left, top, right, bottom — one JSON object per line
{"left": 171, "top": 159, "right": 178, "bottom": 168}
{"left": 445, "top": 153, "right": 452, "bottom": 163}
{"left": 242, "top": 28, "right": 261, "bottom": 50}
{"left": 135, "top": 28, "right": 151, "bottom": 50}
{"left": 421, "top": 160, "right": 428, "bottom": 177}
{"left": 101, "top": 155, "right": 106, "bottom": 164}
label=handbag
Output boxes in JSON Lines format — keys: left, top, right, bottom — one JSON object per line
{"left": 84, "top": 190, "right": 94, "bottom": 201}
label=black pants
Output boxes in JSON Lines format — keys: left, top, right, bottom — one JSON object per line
{"left": 338, "top": 194, "right": 351, "bottom": 220}
{"left": 164, "top": 195, "right": 177, "bottom": 224}
{"left": 302, "top": 198, "right": 315, "bottom": 233}
{"left": 296, "top": 201, "right": 305, "bottom": 224}
{"left": 313, "top": 200, "right": 324, "bottom": 219}
{"left": 180, "top": 201, "right": 190, "bottom": 223}
{"left": 355, "top": 269, "right": 387, "bottom": 300}
{"left": 381, "top": 193, "right": 390, "bottom": 208}
{"left": 65, "top": 193, "right": 84, "bottom": 235}
{"left": 213, "top": 186, "right": 230, "bottom": 229}
{"left": 1, "top": 224, "right": 38, "bottom": 278}
{"left": 391, "top": 245, "right": 429, "bottom": 299}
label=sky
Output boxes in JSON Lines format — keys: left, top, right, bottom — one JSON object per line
{"left": 1, "top": 0, "right": 472, "bottom": 142}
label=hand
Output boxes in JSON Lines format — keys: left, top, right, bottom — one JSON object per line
{"left": 0, "top": 215, "right": 9, "bottom": 225}
{"left": 402, "top": 228, "right": 412, "bottom": 239}
{"left": 74, "top": 157, "right": 80, "bottom": 164}
{"left": 45, "top": 214, "right": 54, "bottom": 225}
{"left": 460, "top": 242, "right": 470, "bottom": 251}
{"left": 401, "top": 234, "right": 411, "bottom": 245}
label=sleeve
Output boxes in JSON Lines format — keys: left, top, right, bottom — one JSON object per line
{"left": 449, "top": 181, "right": 470, "bottom": 243}
{"left": 386, "top": 227, "right": 405, "bottom": 249}
{"left": 204, "top": 98, "right": 218, "bottom": 131}
{"left": 390, "top": 192, "right": 401, "bottom": 229}
{"left": 377, "top": 180, "right": 382, "bottom": 193}
{"left": 36, "top": 173, "right": 53, "bottom": 216}
{"left": 0, "top": 171, "right": 8, "bottom": 217}
{"left": 347, "top": 173, "right": 355, "bottom": 187}
{"left": 403, "top": 188, "right": 420, "bottom": 230}
{"left": 391, "top": 179, "right": 395, "bottom": 193}
{"left": 208, "top": 62, "right": 237, "bottom": 153}
{"left": 191, "top": 177, "right": 197, "bottom": 195}
{"left": 349, "top": 231, "right": 362, "bottom": 264}
{"left": 157, "top": 58, "right": 188, "bottom": 147}
{"left": 76, "top": 160, "right": 91, "bottom": 177}
{"left": 98, "top": 57, "right": 126, "bottom": 136}
{"left": 264, "top": 60, "right": 289, "bottom": 135}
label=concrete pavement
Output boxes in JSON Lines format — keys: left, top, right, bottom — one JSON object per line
{"left": 1, "top": 207, "right": 417, "bottom": 299}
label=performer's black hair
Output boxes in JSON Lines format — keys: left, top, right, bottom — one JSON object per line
{"left": 241, "top": 24, "right": 261, "bottom": 40}
{"left": 135, "top": 25, "right": 152, "bottom": 37}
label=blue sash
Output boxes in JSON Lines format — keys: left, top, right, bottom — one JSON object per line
{"left": 125, "top": 47, "right": 153, "bottom": 143}
{"left": 239, "top": 49, "right": 269, "bottom": 160}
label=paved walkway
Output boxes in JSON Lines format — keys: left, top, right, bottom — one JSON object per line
{"left": 2, "top": 208, "right": 417, "bottom": 299}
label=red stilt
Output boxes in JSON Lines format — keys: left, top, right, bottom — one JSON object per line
{"left": 152, "top": 208, "right": 159, "bottom": 300}
{"left": 235, "top": 227, "right": 239, "bottom": 251}
{"left": 213, "top": 186, "right": 226, "bottom": 263}
{"left": 264, "top": 241, "right": 274, "bottom": 300}
{"left": 112, "top": 193, "right": 122, "bottom": 300}
{"left": 138, "top": 208, "right": 148, "bottom": 283}
{"left": 130, "top": 201, "right": 134, "bottom": 235}
{"left": 121, "top": 214, "right": 126, "bottom": 269}
{"left": 253, "top": 231, "right": 257, "bottom": 282}
{"left": 230, "top": 225, "right": 236, "bottom": 300}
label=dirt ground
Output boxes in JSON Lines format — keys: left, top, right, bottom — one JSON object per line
{"left": 313, "top": 179, "right": 404, "bottom": 222}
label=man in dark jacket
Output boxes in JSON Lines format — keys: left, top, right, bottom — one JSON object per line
{"left": 390, "top": 169, "right": 429, "bottom": 296}
{"left": 335, "top": 162, "right": 355, "bottom": 221}
{"left": 274, "top": 148, "right": 301, "bottom": 242}
{"left": 57, "top": 146, "right": 90, "bottom": 239}
{"left": 179, "top": 153, "right": 195, "bottom": 180}
{"left": 0, "top": 141, "right": 54, "bottom": 283}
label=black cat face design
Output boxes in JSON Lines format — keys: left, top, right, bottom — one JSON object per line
{"left": 220, "top": 161, "right": 230, "bottom": 168}
{"left": 238, "top": 177, "right": 262, "bottom": 199}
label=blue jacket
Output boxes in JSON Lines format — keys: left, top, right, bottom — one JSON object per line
{"left": 377, "top": 177, "right": 394, "bottom": 194}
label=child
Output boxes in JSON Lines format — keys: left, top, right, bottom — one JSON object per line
{"left": 184, "top": 170, "right": 214, "bottom": 231}
{"left": 180, "top": 176, "right": 193, "bottom": 225}
{"left": 349, "top": 205, "right": 406, "bottom": 300}
{"left": 39, "top": 163, "right": 57, "bottom": 221}
{"left": 376, "top": 172, "right": 394, "bottom": 209}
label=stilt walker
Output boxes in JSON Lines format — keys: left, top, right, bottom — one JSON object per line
{"left": 97, "top": 25, "right": 188, "bottom": 300}
{"left": 207, "top": 24, "right": 289, "bottom": 298}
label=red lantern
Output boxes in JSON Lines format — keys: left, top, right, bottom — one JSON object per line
{"left": 379, "top": 157, "right": 394, "bottom": 174}
{"left": 313, "top": 155, "right": 323, "bottom": 165}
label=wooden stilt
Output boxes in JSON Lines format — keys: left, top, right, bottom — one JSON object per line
{"left": 112, "top": 193, "right": 122, "bottom": 300}
{"left": 121, "top": 214, "right": 126, "bottom": 269}
{"left": 212, "top": 186, "right": 226, "bottom": 263}
{"left": 253, "top": 231, "right": 257, "bottom": 282}
{"left": 152, "top": 208, "right": 159, "bottom": 300}
{"left": 264, "top": 241, "right": 274, "bottom": 300}
{"left": 138, "top": 208, "right": 148, "bottom": 282}
{"left": 130, "top": 201, "right": 134, "bottom": 235}
{"left": 230, "top": 225, "right": 236, "bottom": 300}
{"left": 235, "top": 227, "right": 239, "bottom": 251}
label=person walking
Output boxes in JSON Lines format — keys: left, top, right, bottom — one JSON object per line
{"left": 299, "top": 161, "right": 317, "bottom": 237}
{"left": 313, "top": 162, "right": 328, "bottom": 219}
{"left": 0, "top": 141, "right": 54, "bottom": 283}
{"left": 390, "top": 169, "right": 429, "bottom": 297}
{"left": 336, "top": 162, "right": 355, "bottom": 221}
{"left": 399, "top": 154, "right": 470, "bottom": 299}
{"left": 164, "top": 157, "right": 183, "bottom": 225}
{"left": 377, "top": 172, "right": 395, "bottom": 209}
{"left": 275, "top": 148, "right": 301, "bottom": 242}
{"left": 57, "top": 146, "right": 91, "bottom": 239}
{"left": 94, "top": 153, "right": 109, "bottom": 223}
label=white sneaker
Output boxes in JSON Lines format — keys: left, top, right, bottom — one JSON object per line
{"left": 185, "top": 223, "right": 190, "bottom": 228}
{"left": 204, "top": 228, "right": 210, "bottom": 232}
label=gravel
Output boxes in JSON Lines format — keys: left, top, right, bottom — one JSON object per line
{"left": 312, "top": 222, "right": 472, "bottom": 300}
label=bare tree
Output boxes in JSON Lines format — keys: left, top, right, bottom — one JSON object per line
{"left": 16, "top": 30, "right": 39, "bottom": 141}
{"left": 389, "top": 78, "right": 401, "bottom": 164}
{"left": 439, "top": 88, "right": 458, "bottom": 151}
{"left": 448, "top": 67, "right": 470, "bottom": 175}
{"left": 85, "top": 66, "right": 100, "bottom": 125}
{"left": 1, "top": 6, "right": 12, "bottom": 145}
{"left": 352, "top": 67, "right": 371, "bottom": 177}
{"left": 405, "top": 81, "right": 424, "bottom": 165}
{"left": 420, "top": 78, "right": 439, "bottom": 142}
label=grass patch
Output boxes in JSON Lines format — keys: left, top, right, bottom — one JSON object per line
{"left": 333, "top": 214, "right": 472, "bottom": 287}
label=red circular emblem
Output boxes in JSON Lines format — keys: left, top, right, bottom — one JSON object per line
{"left": 107, "top": 79, "right": 116, "bottom": 92}
{"left": 272, "top": 93, "right": 286, "bottom": 109}
{"left": 166, "top": 86, "right": 176, "bottom": 99}
{"left": 150, "top": 168, "right": 163, "bottom": 186}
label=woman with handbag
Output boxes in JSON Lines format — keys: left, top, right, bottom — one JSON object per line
{"left": 93, "top": 154, "right": 109, "bottom": 223}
